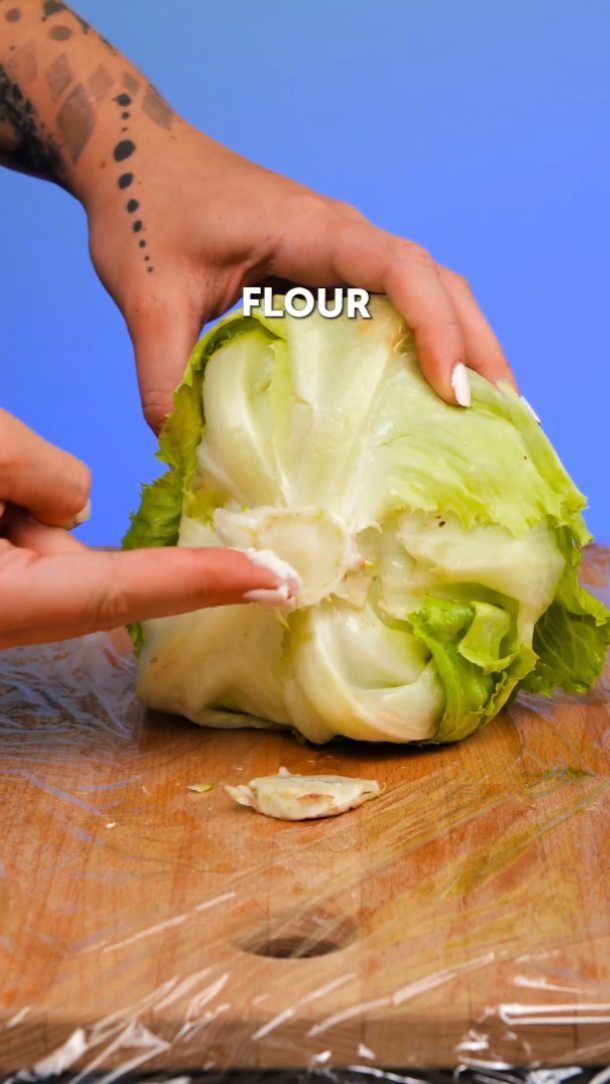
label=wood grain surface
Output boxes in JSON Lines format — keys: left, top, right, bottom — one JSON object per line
{"left": 0, "top": 549, "right": 608, "bottom": 1075}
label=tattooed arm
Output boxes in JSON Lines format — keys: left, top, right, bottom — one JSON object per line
{"left": 0, "top": 0, "right": 111, "bottom": 187}
{"left": 0, "top": 0, "right": 516, "bottom": 431}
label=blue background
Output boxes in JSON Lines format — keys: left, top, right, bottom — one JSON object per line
{"left": 2, "top": 0, "right": 608, "bottom": 543}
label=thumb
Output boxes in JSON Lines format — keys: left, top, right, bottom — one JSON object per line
{"left": 128, "top": 296, "right": 202, "bottom": 434}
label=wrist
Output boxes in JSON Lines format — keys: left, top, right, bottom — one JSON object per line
{"left": 52, "top": 76, "right": 183, "bottom": 214}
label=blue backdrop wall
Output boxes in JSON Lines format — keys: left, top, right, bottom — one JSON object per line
{"left": 2, "top": 0, "right": 608, "bottom": 543}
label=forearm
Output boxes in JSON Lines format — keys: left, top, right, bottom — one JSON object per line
{"left": 0, "top": 0, "right": 174, "bottom": 205}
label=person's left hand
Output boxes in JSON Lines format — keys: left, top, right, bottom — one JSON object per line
{"left": 0, "top": 410, "right": 298, "bottom": 648}
{"left": 85, "top": 120, "right": 515, "bottom": 433}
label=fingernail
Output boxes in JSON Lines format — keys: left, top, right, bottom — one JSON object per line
{"left": 244, "top": 584, "right": 297, "bottom": 607}
{"left": 451, "top": 363, "right": 471, "bottom": 407}
{"left": 75, "top": 497, "right": 92, "bottom": 525}
{"left": 241, "top": 548, "right": 301, "bottom": 608}
{"left": 58, "top": 497, "right": 91, "bottom": 531}
{"left": 520, "top": 395, "right": 541, "bottom": 424}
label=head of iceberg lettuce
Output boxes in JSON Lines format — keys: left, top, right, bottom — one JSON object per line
{"left": 124, "top": 297, "right": 609, "bottom": 744}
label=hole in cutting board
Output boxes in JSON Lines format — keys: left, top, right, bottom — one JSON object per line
{"left": 236, "top": 909, "right": 357, "bottom": 959}
{"left": 244, "top": 934, "right": 341, "bottom": 959}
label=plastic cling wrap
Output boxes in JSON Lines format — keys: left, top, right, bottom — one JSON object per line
{"left": 0, "top": 549, "right": 608, "bottom": 1082}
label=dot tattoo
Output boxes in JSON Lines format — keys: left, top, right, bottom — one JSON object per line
{"left": 49, "top": 24, "right": 72, "bottom": 40}
{"left": 5, "top": 8, "right": 21, "bottom": 22}
{"left": 42, "top": 0, "right": 68, "bottom": 17}
{"left": 113, "top": 138, "right": 135, "bottom": 161}
{"left": 41, "top": 0, "right": 90, "bottom": 35}
{"left": 110, "top": 91, "right": 154, "bottom": 271}
{"left": 99, "top": 33, "right": 116, "bottom": 53}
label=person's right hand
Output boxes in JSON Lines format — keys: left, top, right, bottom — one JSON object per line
{"left": 82, "top": 121, "right": 520, "bottom": 431}
{"left": 0, "top": 0, "right": 517, "bottom": 435}
{"left": 0, "top": 410, "right": 297, "bottom": 649}
{"left": 86, "top": 124, "right": 517, "bottom": 433}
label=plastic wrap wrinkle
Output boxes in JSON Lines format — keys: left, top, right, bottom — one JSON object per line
{"left": 0, "top": 549, "right": 608, "bottom": 1080}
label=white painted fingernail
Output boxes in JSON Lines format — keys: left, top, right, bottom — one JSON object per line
{"left": 243, "top": 585, "right": 297, "bottom": 608}
{"left": 58, "top": 498, "right": 91, "bottom": 531}
{"left": 75, "top": 498, "right": 91, "bottom": 525}
{"left": 520, "top": 395, "right": 541, "bottom": 424}
{"left": 451, "top": 362, "right": 471, "bottom": 407}
{"left": 240, "top": 548, "right": 301, "bottom": 608}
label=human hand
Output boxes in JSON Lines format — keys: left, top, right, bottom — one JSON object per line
{"left": 0, "top": 1, "right": 513, "bottom": 433}
{"left": 86, "top": 122, "right": 516, "bottom": 432}
{"left": 0, "top": 411, "right": 298, "bottom": 649}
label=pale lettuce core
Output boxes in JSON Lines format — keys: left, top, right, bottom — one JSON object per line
{"left": 124, "top": 297, "right": 609, "bottom": 744}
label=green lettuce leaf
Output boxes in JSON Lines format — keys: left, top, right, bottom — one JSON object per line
{"left": 123, "top": 314, "right": 271, "bottom": 553}
{"left": 409, "top": 597, "right": 536, "bottom": 741}
{"left": 523, "top": 533, "right": 610, "bottom": 695}
{"left": 122, "top": 316, "right": 275, "bottom": 650}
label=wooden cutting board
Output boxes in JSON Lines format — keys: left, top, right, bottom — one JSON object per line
{"left": 0, "top": 549, "right": 608, "bottom": 1075}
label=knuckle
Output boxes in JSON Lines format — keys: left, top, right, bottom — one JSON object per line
{"left": 289, "top": 190, "right": 334, "bottom": 227}
{"left": 329, "top": 198, "right": 365, "bottom": 221}
{"left": 400, "top": 240, "right": 434, "bottom": 267}
{"left": 442, "top": 266, "right": 472, "bottom": 293}
{"left": 408, "top": 302, "right": 462, "bottom": 337}
{"left": 273, "top": 191, "right": 336, "bottom": 264}
{"left": 86, "top": 555, "right": 127, "bottom": 631}
{"left": 389, "top": 239, "right": 435, "bottom": 273}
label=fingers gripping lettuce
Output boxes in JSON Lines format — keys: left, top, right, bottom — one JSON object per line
{"left": 124, "top": 298, "right": 609, "bottom": 744}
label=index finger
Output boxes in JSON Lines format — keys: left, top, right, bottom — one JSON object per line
{"left": 334, "top": 224, "right": 468, "bottom": 404}
{"left": 273, "top": 215, "right": 467, "bottom": 405}
{"left": 438, "top": 267, "right": 518, "bottom": 390}
{"left": 0, "top": 525, "right": 299, "bottom": 648}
